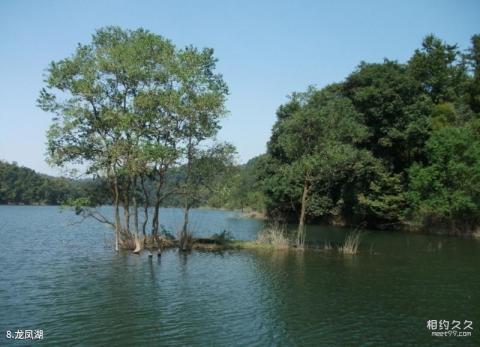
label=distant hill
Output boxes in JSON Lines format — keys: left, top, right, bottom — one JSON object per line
{"left": 0, "top": 157, "right": 265, "bottom": 210}
{"left": 0, "top": 160, "right": 108, "bottom": 205}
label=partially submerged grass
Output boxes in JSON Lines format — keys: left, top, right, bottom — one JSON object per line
{"left": 188, "top": 240, "right": 283, "bottom": 251}
{"left": 212, "top": 230, "right": 234, "bottom": 245}
{"left": 323, "top": 241, "right": 333, "bottom": 251}
{"left": 179, "top": 230, "right": 194, "bottom": 251}
{"left": 256, "top": 224, "right": 290, "bottom": 250}
{"left": 115, "top": 224, "right": 366, "bottom": 255}
{"left": 338, "top": 230, "right": 363, "bottom": 255}
{"left": 474, "top": 229, "right": 480, "bottom": 238}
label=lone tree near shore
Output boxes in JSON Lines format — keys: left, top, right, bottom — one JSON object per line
{"left": 265, "top": 86, "right": 369, "bottom": 246}
{"left": 38, "top": 26, "right": 229, "bottom": 251}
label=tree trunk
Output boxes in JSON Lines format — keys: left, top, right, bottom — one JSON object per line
{"left": 180, "top": 201, "right": 191, "bottom": 251}
{"left": 180, "top": 137, "right": 193, "bottom": 251}
{"left": 133, "top": 234, "right": 142, "bottom": 254}
{"left": 297, "top": 180, "right": 309, "bottom": 248}
{"left": 151, "top": 188, "right": 161, "bottom": 236}
{"left": 131, "top": 175, "right": 142, "bottom": 253}
{"left": 113, "top": 170, "right": 121, "bottom": 252}
{"left": 151, "top": 172, "right": 164, "bottom": 237}
{"left": 123, "top": 178, "right": 131, "bottom": 235}
{"left": 181, "top": 202, "right": 190, "bottom": 235}
{"left": 140, "top": 175, "right": 149, "bottom": 238}
{"left": 132, "top": 176, "right": 139, "bottom": 236}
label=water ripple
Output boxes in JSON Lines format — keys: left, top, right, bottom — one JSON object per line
{"left": 0, "top": 206, "right": 479, "bottom": 346}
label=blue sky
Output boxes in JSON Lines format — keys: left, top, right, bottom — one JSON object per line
{"left": 0, "top": 0, "right": 479, "bottom": 176}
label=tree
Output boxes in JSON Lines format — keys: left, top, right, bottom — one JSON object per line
{"left": 38, "top": 27, "right": 229, "bottom": 251}
{"left": 261, "top": 34, "right": 480, "bottom": 235}
{"left": 408, "top": 34, "right": 467, "bottom": 104}
{"left": 168, "top": 46, "right": 229, "bottom": 250}
{"left": 39, "top": 27, "right": 180, "bottom": 250}
{"left": 464, "top": 34, "right": 480, "bottom": 113}
{"left": 407, "top": 123, "right": 480, "bottom": 234}
{"left": 343, "top": 60, "right": 432, "bottom": 172}
{"left": 265, "top": 87, "right": 368, "bottom": 246}
{"left": 179, "top": 143, "right": 235, "bottom": 250}
{"left": 355, "top": 160, "right": 406, "bottom": 228}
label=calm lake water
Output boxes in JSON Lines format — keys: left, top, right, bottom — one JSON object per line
{"left": 0, "top": 206, "right": 479, "bottom": 346}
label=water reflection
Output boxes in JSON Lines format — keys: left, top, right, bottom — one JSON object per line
{"left": 0, "top": 206, "right": 479, "bottom": 346}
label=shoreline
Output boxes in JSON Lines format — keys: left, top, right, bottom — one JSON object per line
{"left": 1, "top": 204, "right": 478, "bottom": 238}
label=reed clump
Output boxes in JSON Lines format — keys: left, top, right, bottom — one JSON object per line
{"left": 338, "top": 230, "right": 363, "bottom": 254}
{"left": 256, "top": 224, "right": 290, "bottom": 250}
{"left": 179, "top": 230, "right": 194, "bottom": 252}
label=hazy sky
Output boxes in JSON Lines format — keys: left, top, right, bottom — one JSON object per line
{"left": 0, "top": 0, "right": 479, "bottom": 176}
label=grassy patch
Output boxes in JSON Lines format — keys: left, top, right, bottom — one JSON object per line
{"left": 338, "top": 231, "right": 363, "bottom": 255}
{"left": 256, "top": 224, "right": 290, "bottom": 249}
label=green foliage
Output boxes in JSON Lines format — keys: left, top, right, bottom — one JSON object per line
{"left": 464, "top": 34, "right": 480, "bottom": 113}
{"left": 343, "top": 60, "right": 432, "bottom": 172}
{"left": 430, "top": 103, "right": 457, "bottom": 130}
{"left": 407, "top": 125, "right": 480, "bottom": 233}
{"left": 37, "top": 26, "right": 230, "bottom": 240}
{"left": 408, "top": 34, "right": 467, "bottom": 104}
{"left": 356, "top": 164, "right": 406, "bottom": 226}
{"left": 30, "top": 28, "right": 480, "bottom": 237}
{"left": 260, "top": 33, "right": 480, "bottom": 233}
{"left": 38, "top": 26, "right": 183, "bottom": 176}
{"left": 211, "top": 230, "right": 234, "bottom": 245}
{"left": 264, "top": 86, "right": 372, "bottom": 223}
{"left": 63, "top": 197, "right": 95, "bottom": 215}
{"left": 206, "top": 155, "right": 267, "bottom": 211}
{"left": 0, "top": 160, "right": 109, "bottom": 205}
{"left": 181, "top": 142, "right": 237, "bottom": 208}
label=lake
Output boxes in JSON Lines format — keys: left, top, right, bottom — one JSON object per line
{"left": 0, "top": 206, "right": 479, "bottom": 346}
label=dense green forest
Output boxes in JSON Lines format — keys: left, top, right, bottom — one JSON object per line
{"left": 238, "top": 34, "right": 480, "bottom": 235}
{"left": 0, "top": 157, "right": 259, "bottom": 211}
{"left": 0, "top": 160, "right": 108, "bottom": 205}
{"left": 160, "top": 155, "right": 266, "bottom": 212}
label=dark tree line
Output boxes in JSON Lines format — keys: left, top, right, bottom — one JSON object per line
{"left": 0, "top": 160, "right": 109, "bottom": 205}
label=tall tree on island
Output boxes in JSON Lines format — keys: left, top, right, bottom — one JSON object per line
{"left": 174, "top": 46, "right": 229, "bottom": 250}
{"left": 38, "top": 27, "right": 229, "bottom": 251}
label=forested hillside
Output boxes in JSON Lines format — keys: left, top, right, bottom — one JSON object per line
{"left": 256, "top": 34, "right": 480, "bottom": 235}
{"left": 0, "top": 160, "right": 108, "bottom": 205}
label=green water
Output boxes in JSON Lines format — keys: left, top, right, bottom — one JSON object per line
{"left": 0, "top": 206, "right": 478, "bottom": 346}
